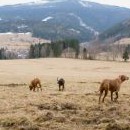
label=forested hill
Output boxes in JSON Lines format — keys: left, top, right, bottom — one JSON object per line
{"left": 98, "top": 19, "right": 130, "bottom": 42}
{"left": 0, "top": 0, "right": 130, "bottom": 42}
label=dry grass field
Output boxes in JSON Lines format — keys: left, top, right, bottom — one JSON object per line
{"left": 0, "top": 33, "right": 50, "bottom": 50}
{"left": 114, "top": 38, "right": 130, "bottom": 45}
{"left": 0, "top": 58, "right": 130, "bottom": 130}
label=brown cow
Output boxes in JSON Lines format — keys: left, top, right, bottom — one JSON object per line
{"left": 99, "top": 75, "right": 129, "bottom": 103}
{"left": 29, "top": 78, "right": 42, "bottom": 92}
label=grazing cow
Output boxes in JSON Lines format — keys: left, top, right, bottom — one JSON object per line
{"left": 29, "top": 78, "right": 42, "bottom": 92}
{"left": 99, "top": 75, "right": 129, "bottom": 103}
{"left": 57, "top": 77, "right": 65, "bottom": 91}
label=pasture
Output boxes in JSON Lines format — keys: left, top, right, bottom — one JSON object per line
{"left": 0, "top": 58, "right": 130, "bottom": 130}
{"left": 0, "top": 33, "right": 50, "bottom": 50}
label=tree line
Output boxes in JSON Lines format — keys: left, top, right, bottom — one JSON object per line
{"left": 29, "top": 39, "right": 79, "bottom": 59}
{"left": 88, "top": 43, "right": 130, "bottom": 62}
{"left": 0, "top": 39, "right": 129, "bottom": 62}
{"left": 0, "top": 48, "right": 19, "bottom": 60}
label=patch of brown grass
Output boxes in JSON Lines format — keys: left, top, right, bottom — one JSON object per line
{"left": 0, "top": 58, "right": 130, "bottom": 130}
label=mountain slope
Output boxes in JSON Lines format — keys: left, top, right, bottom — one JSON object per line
{"left": 99, "top": 19, "right": 130, "bottom": 41}
{"left": 0, "top": 0, "right": 130, "bottom": 42}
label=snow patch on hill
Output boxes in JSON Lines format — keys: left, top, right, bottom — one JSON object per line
{"left": 42, "top": 17, "right": 53, "bottom": 22}
{"left": 69, "top": 28, "right": 80, "bottom": 34}
{"left": 69, "top": 13, "right": 99, "bottom": 36}
{"left": 78, "top": 0, "right": 92, "bottom": 8}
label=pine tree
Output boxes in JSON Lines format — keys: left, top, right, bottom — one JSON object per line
{"left": 29, "top": 44, "right": 35, "bottom": 58}
{"left": 123, "top": 48, "right": 129, "bottom": 62}
{"left": 34, "top": 44, "right": 40, "bottom": 58}
{"left": 0, "top": 48, "right": 6, "bottom": 59}
{"left": 83, "top": 48, "right": 88, "bottom": 59}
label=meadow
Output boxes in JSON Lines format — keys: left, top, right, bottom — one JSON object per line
{"left": 0, "top": 58, "right": 130, "bottom": 130}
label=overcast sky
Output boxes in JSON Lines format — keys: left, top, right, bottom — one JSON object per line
{"left": 0, "top": 0, "right": 130, "bottom": 9}
{"left": 88, "top": 0, "right": 130, "bottom": 8}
